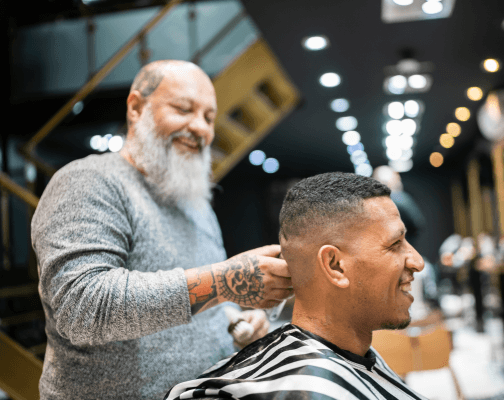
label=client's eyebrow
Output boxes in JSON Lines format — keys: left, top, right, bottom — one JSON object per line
{"left": 389, "top": 227, "right": 407, "bottom": 242}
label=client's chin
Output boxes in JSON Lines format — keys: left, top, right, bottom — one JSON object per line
{"left": 379, "top": 317, "right": 411, "bottom": 331}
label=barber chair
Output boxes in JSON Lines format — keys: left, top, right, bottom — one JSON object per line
{"left": 372, "top": 325, "right": 465, "bottom": 400}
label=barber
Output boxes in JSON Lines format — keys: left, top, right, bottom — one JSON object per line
{"left": 31, "top": 60, "right": 292, "bottom": 400}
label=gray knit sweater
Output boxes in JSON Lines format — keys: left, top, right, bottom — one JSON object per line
{"left": 31, "top": 153, "right": 236, "bottom": 400}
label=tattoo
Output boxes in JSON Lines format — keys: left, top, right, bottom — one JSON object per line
{"left": 217, "top": 255, "right": 265, "bottom": 307}
{"left": 187, "top": 265, "right": 217, "bottom": 314}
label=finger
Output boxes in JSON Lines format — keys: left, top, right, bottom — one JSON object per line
{"left": 245, "top": 244, "right": 281, "bottom": 258}
{"left": 259, "top": 257, "right": 291, "bottom": 278}
{"left": 268, "top": 277, "right": 293, "bottom": 290}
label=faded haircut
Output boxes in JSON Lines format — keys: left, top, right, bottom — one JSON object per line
{"left": 279, "top": 172, "right": 391, "bottom": 240}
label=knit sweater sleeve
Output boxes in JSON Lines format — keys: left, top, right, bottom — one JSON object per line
{"left": 31, "top": 165, "right": 192, "bottom": 346}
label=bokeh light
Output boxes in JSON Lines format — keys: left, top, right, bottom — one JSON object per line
{"left": 483, "top": 59, "right": 500, "bottom": 73}
{"left": 388, "top": 102, "right": 405, "bottom": 119}
{"left": 408, "top": 74, "right": 427, "bottom": 89}
{"left": 430, "top": 152, "right": 444, "bottom": 167}
{"left": 336, "top": 116, "right": 358, "bottom": 131}
{"left": 320, "top": 73, "right": 341, "bottom": 87}
{"left": 330, "top": 98, "right": 350, "bottom": 113}
{"left": 422, "top": 0, "right": 443, "bottom": 14}
{"left": 262, "top": 158, "right": 279, "bottom": 173}
{"left": 440, "top": 133, "right": 455, "bottom": 148}
{"left": 386, "top": 120, "right": 403, "bottom": 136}
{"left": 347, "top": 142, "right": 364, "bottom": 154}
{"left": 388, "top": 75, "right": 407, "bottom": 94}
{"left": 386, "top": 147, "right": 402, "bottom": 161}
{"left": 350, "top": 150, "right": 368, "bottom": 165}
{"left": 401, "top": 119, "right": 417, "bottom": 136}
{"left": 446, "top": 122, "right": 461, "bottom": 137}
{"left": 455, "top": 107, "right": 471, "bottom": 121}
{"left": 108, "top": 136, "right": 124, "bottom": 152}
{"left": 302, "top": 36, "right": 328, "bottom": 51}
{"left": 355, "top": 163, "right": 373, "bottom": 177}
{"left": 393, "top": 0, "right": 413, "bottom": 5}
{"left": 404, "top": 100, "right": 420, "bottom": 118}
{"left": 342, "top": 131, "right": 361, "bottom": 146}
{"left": 467, "top": 87, "right": 483, "bottom": 101}
{"left": 249, "top": 150, "right": 266, "bottom": 166}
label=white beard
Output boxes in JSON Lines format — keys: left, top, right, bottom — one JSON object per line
{"left": 127, "top": 104, "right": 213, "bottom": 207}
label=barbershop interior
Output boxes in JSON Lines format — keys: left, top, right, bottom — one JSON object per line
{"left": 1, "top": 0, "right": 504, "bottom": 399}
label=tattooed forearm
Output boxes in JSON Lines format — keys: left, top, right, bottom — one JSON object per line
{"left": 186, "top": 265, "right": 218, "bottom": 315}
{"left": 216, "top": 255, "right": 265, "bottom": 307}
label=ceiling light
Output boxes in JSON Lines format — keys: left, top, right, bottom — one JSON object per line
{"left": 320, "top": 73, "right": 341, "bottom": 87}
{"left": 108, "top": 136, "right": 124, "bottom": 152}
{"left": 330, "top": 98, "right": 350, "bottom": 112}
{"left": 400, "top": 148, "right": 413, "bottom": 161}
{"left": 446, "top": 122, "right": 461, "bottom": 137}
{"left": 401, "top": 119, "right": 417, "bottom": 135}
{"left": 336, "top": 116, "right": 358, "bottom": 131}
{"left": 388, "top": 102, "right": 405, "bottom": 119}
{"left": 430, "top": 152, "right": 443, "bottom": 167}
{"left": 347, "top": 142, "right": 364, "bottom": 154}
{"left": 342, "top": 131, "right": 361, "bottom": 146}
{"left": 389, "top": 159, "right": 413, "bottom": 173}
{"left": 350, "top": 150, "right": 368, "bottom": 165}
{"left": 262, "top": 158, "right": 279, "bottom": 173}
{"left": 385, "top": 135, "right": 401, "bottom": 149}
{"left": 393, "top": 0, "right": 414, "bottom": 5}
{"left": 386, "top": 147, "right": 402, "bottom": 160}
{"left": 355, "top": 163, "right": 373, "bottom": 177}
{"left": 422, "top": 0, "right": 443, "bottom": 15}
{"left": 404, "top": 100, "right": 420, "bottom": 117}
{"left": 455, "top": 107, "right": 471, "bottom": 121}
{"left": 440, "top": 133, "right": 455, "bottom": 148}
{"left": 73, "top": 101, "right": 84, "bottom": 115}
{"left": 388, "top": 75, "right": 407, "bottom": 94}
{"left": 249, "top": 150, "right": 266, "bottom": 166}
{"left": 482, "top": 59, "right": 500, "bottom": 73}
{"left": 386, "top": 120, "right": 403, "bottom": 136}
{"left": 467, "top": 87, "right": 483, "bottom": 101}
{"left": 90, "top": 135, "right": 102, "bottom": 150}
{"left": 302, "top": 36, "right": 329, "bottom": 51}
{"left": 399, "top": 135, "right": 414, "bottom": 150}
{"left": 408, "top": 74, "right": 427, "bottom": 89}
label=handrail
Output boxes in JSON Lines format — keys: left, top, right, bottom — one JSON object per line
{"left": 21, "top": 0, "right": 182, "bottom": 156}
{"left": 0, "top": 173, "right": 39, "bottom": 209}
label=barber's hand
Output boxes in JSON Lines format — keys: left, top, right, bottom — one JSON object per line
{"left": 233, "top": 310, "right": 269, "bottom": 348}
{"left": 215, "top": 245, "right": 292, "bottom": 309}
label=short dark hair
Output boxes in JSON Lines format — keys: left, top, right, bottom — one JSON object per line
{"left": 279, "top": 172, "right": 391, "bottom": 239}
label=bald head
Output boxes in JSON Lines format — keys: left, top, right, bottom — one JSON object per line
{"left": 130, "top": 60, "right": 207, "bottom": 98}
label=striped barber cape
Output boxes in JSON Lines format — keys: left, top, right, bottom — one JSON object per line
{"left": 164, "top": 324, "right": 429, "bottom": 400}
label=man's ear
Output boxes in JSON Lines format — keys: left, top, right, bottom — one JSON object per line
{"left": 126, "top": 90, "right": 146, "bottom": 126}
{"left": 317, "top": 245, "right": 349, "bottom": 289}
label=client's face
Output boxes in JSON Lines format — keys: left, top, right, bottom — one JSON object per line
{"left": 346, "top": 197, "right": 424, "bottom": 331}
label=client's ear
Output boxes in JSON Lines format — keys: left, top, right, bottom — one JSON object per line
{"left": 317, "top": 245, "right": 349, "bottom": 289}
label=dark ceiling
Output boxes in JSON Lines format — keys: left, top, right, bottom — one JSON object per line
{"left": 5, "top": 0, "right": 504, "bottom": 180}
{"left": 240, "top": 0, "right": 504, "bottom": 176}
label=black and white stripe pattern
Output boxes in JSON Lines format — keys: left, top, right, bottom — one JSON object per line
{"left": 164, "top": 324, "right": 429, "bottom": 400}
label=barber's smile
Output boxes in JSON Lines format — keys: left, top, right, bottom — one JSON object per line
{"left": 174, "top": 137, "right": 201, "bottom": 153}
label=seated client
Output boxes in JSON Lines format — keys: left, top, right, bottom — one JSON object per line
{"left": 165, "top": 172, "right": 428, "bottom": 400}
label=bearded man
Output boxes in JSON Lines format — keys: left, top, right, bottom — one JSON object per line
{"left": 31, "top": 60, "right": 292, "bottom": 400}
